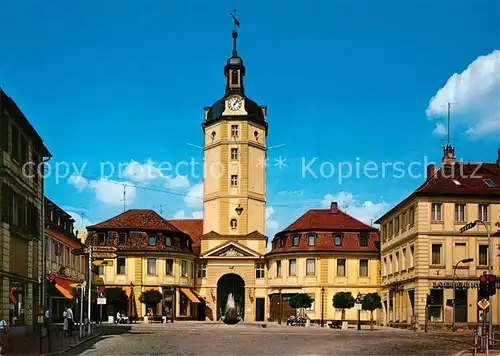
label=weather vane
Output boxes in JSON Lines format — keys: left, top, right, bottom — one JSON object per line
{"left": 230, "top": 9, "right": 240, "bottom": 29}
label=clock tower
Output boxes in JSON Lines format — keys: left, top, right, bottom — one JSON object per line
{"left": 197, "top": 23, "right": 269, "bottom": 322}
{"left": 201, "top": 28, "right": 268, "bottom": 254}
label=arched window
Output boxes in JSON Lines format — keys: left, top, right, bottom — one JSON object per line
{"left": 230, "top": 218, "right": 237, "bottom": 229}
{"left": 231, "top": 70, "right": 239, "bottom": 86}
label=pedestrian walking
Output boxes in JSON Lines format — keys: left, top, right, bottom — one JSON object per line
{"left": 66, "top": 305, "right": 74, "bottom": 337}
{"left": 0, "top": 313, "right": 9, "bottom": 355}
{"left": 63, "top": 308, "right": 68, "bottom": 336}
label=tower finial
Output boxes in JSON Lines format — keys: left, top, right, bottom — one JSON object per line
{"left": 447, "top": 101, "right": 451, "bottom": 145}
{"left": 230, "top": 9, "right": 240, "bottom": 57}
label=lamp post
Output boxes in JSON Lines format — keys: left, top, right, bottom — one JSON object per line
{"left": 452, "top": 257, "right": 473, "bottom": 332}
{"left": 356, "top": 292, "right": 363, "bottom": 331}
{"left": 321, "top": 287, "right": 325, "bottom": 327}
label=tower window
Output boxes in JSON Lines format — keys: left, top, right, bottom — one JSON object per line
{"left": 231, "top": 175, "right": 238, "bottom": 186}
{"left": 231, "top": 70, "right": 239, "bottom": 86}
{"left": 231, "top": 125, "right": 239, "bottom": 138}
{"left": 231, "top": 148, "right": 238, "bottom": 160}
{"left": 230, "top": 218, "right": 237, "bottom": 229}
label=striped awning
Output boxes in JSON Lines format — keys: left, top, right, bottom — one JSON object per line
{"left": 55, "top": 284, "right": 74, "bottom": 299}
{"left": 181, "top": 288, "right": 200, "bottom": 303}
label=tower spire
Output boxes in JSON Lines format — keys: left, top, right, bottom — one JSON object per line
{"left": 442, "top": 102, "right": 456, "bottom": 165}
{"left": 230, "top": 9, "right": 240, "bottom": 57}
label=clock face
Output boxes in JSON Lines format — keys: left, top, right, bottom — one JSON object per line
{"left": 228, "top": 96, "right": 242, "bottom": 111}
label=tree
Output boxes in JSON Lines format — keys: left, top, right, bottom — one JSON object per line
{"left": 361, "top": 292, "right": 382, "bottom": 331}
{"left": 288, "top": 293, "right": 314, "bottom": 318}
{"left": 104, "top": 287, "right": 128, "bottom": 312}
{"left": 140, "top": 290, "right": 162, "bottom": 304}
{"left": 332, "top": 291, "right": 355, "bottom": 321}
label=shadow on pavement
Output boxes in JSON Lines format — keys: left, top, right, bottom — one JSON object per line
{"left": 4, "top": 324, "right": 133, "bottom": 355}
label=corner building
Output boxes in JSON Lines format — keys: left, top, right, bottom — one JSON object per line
{"left": 376, "top": 145, "right": 500, "bottom": 330}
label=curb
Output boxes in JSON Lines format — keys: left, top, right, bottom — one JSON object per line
{"left": 46, "top": 333, "right": 102, "bottom": 355}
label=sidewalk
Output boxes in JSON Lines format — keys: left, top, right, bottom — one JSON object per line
{"left": 3, "top": 324, "right": 100, "bottom": 355}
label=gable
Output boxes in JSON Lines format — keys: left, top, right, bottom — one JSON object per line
{"left": 202, "top": 241, "right": 261, "bottom": 259}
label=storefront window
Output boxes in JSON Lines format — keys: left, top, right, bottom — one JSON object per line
{"left": 180, "top": 292, "right": 188, "bottom": 316}
{"left": 428, "top": 289, "right": 443, "bottom": 322}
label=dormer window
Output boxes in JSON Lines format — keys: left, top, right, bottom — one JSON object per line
{"left": 148, "top": 235, "right": 156, "bottom": 246}
{"left": 97, "top": 233, "right": 106, "bottom": 245}
{"left": 484, "top": 179, "right": 497, "bottom": 188}
{"left": 165, "top": 236, "right": 172, "bottom": 246}
{"left": 280, "top": 237, "right": 285, "bottom": 247}
{"left": 118, "top": 233, "right": 127, "bottom": 245}
{"left": 334, "top": 234, "right": 342, "bottom": 246}
{"left": 359, "top": 232, "right": 369, "bottom": 247}
{"left": 292, "top": 235, "right": 300, "bottom": 246}
{"left": 308, "top": 234, "right": 316, "bottom": 246}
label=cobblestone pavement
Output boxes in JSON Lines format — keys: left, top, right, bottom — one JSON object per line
{"left": 66, "top": 323, "right": 477, "bottom": 356}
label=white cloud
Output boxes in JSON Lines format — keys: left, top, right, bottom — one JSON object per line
{"left": 166, "top": 175, "right": 190, "bottom": 189}
{"left": 68, "top": 174, "right": 88, "bottom": 191}
{"left": 321, "top": 191, "right": 389, "bottom": 225}
{"left": 433, "top": 122, "right": 447, "bottom": 136}
{"left": 89, "top": 179, "right": 137, "bottom": 206}
{"left": 426, "top": 50, "right": 500, "bottom": 137}
{"left": 122, "top": 159, "right": 190, "bottom": 188}
{"left": 266, "top": 206, "right": 279, "bottom": 230}
{"left": 192, "top": 211, "right": 203, "bottom": 219}
{"left": 277, "top": 190, "right": 304, "bottom": 197}
{"left": 184, "top": 182, "right": 203, "bottom": 208}
{"left": 173, "top": 210, "right": 203, "bottom": 219}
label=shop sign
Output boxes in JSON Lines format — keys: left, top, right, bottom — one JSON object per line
{"left": 432, "top": 281, "right": 500, "bottom": 289}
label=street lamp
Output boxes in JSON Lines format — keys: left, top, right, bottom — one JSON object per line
{"left": 452, "top": 257, "right": 473, "bottom": 332}
{"left": 356, "top": 292, "right": 363, "bottom": 331}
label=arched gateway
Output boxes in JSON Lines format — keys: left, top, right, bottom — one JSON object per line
{"left": 217, "top": 273, "right": 245, "bottom": 321}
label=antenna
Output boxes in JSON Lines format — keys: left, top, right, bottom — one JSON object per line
{"left": 120, "top": 185, "right": 127, "bottom": 212}
{"left": 447, "top": 102, "right": 451, "bottom": 145}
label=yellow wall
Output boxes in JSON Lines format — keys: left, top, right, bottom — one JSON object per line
{"left": 380, "top": 197, "right": 500, "bottom": 328}
{"left": 267, "top": 253, "right": 380, "bottom": 322}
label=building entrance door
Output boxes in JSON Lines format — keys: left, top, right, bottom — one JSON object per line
{"left": 217, "top": 273, "right": 245, "bottom": 321}
{"left": 455, "top": 289, "right": 467, "bottom": 323}
{"left": 255, "top": 298, "right": 265, "bottom": 321}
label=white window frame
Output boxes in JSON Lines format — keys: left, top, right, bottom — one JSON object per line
{"left": 455, "top": 203, "right": 466, "bottom": 222}
{"left": 431, "top": 203, "right": 442, "bottom": 221}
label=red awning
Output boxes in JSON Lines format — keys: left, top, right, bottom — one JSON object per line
{"left": 9, "top": 288, "right": 17, "bottom": 303}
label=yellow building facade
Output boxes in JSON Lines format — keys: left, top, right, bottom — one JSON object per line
{"left": 376, "top": 148, "right": 500, "bottom": 329}
{"left": 267, "top": 203, "right": 381, "bottom": 324}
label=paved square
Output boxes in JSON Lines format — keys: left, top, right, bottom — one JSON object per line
{"left": 68, "top": 323, "right": 474, "bottom": 356}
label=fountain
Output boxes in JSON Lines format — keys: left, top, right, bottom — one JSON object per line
{"left": 222, "top": 293, "right": 242, "bottom": 324}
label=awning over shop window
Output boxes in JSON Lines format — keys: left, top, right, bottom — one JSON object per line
{"left": 181, "top": 288, "right": 200, "bottom": 303}
{"left": 54, "top": 277, "right": 74, "bottom": 300}
{"left": 9, "top": 288, "right": 17, "bottom": 303}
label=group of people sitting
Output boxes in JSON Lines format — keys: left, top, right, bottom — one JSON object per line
{"left": 115, "top": 310, "right": 131, "bottom": 324}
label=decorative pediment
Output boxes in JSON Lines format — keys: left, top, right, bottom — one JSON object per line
{"left": 202, "top": 241, "right": 262, "bottom": 259}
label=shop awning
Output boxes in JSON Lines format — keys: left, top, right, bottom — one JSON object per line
{"left": 54, "top": 277, "right": 74, "bottom": 300}
{"left": 181, "top": 288, "right": 200, "bottom": 303}
{"left": 55, "top": 284, "right": 74, "bottom": 299}
{"left": 9, "top": 288, "right": 17, "bottom": 303}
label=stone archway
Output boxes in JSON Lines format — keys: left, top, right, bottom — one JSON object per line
{"left": 217, "top": 273, "right": 245, "bottom": 321}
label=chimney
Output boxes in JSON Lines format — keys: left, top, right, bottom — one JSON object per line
{"left": 426, "top": 164, "right": 436, "bottom": 179}
{"left": 442, "top": 143, "right": 456, "bottom": 166}
{"left": 330, "top": 202, "right": 338, "bottom": 214}
{"left": 497, "top": 148, "right": 500, "bottom": 168}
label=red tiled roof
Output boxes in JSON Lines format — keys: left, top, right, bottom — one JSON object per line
{"left": 268, "top": 231, "right": 380, "bottom": 254}
{"left": 88, "top": 209, "right": 180, "bottom": 232}
{"left": 168, "top": 219, "right": 203, "bottom": 254}
{"left": 375, "top": 161, "right": 500, "bottom": 223}
{"left": 416, "top": 162, "right": 500, "bottom": 196}
{"left": 282, "top": 209, "right": 376, "bottom": 233}
{"left": 45, "top": 228, "right": 85, "bottom": 249}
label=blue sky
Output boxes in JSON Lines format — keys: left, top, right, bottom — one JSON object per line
{"left": 1, "top": 0, "right": 499, "bottom": 236}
